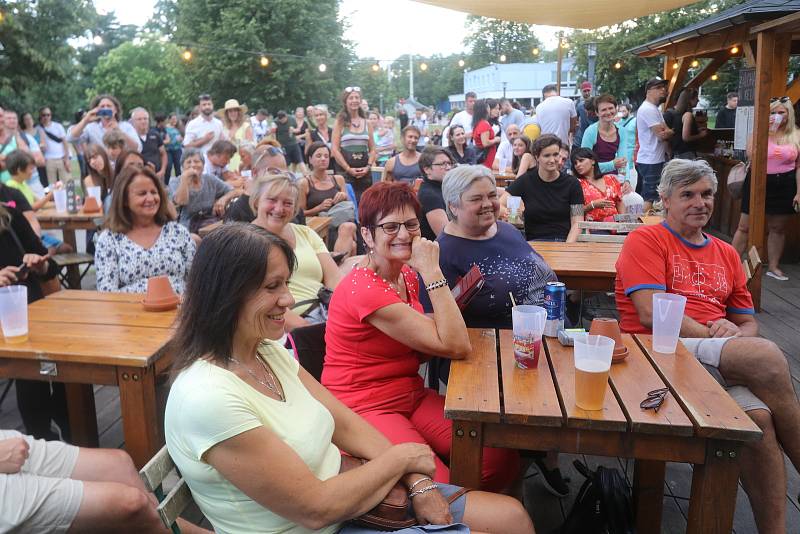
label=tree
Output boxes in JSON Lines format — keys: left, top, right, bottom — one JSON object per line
{"left": 570, "top": 0, "right": 747, "bottom": 107}
{"left": 0, "top": 0, "right": 96, "bottom": 118}
{"left": 463, "top": 16, "right": 543, "bottom": 68}
{"left": 169, "top": 0, "right": 354, "bottom": 113}
{"left": 91, "top": 39, "right": 192, "bottom": 115}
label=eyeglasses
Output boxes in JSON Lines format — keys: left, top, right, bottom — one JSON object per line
{"left": 370, "top": 219, "right": 421, "bottom": 235}
{"left": 431, "top": 162, "right": 454, "bottom": 169}
{"left": 40, "top": 113, "right": 51, "bottom": 117}
{"left": 344, "top": 86, "right": 362, "bottom": 93}
{"left": 770, "top": 96, "right": 791, "bottom": 104}
{"left": 640, "top": 387, "right": 669, "bottom": 413}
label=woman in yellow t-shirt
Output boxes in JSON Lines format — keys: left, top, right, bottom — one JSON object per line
{"left": 164, "top": 223, "right": 534, "bottom": 534}
{"left": 251, "top": 174, "right": 341, "bottom": 329}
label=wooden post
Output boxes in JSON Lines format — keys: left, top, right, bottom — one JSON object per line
{"left": 665, "top": 58, "right": 690, "bottom": 109}
{"left": 748, "top": 30, "right": 777, "bottom": 310}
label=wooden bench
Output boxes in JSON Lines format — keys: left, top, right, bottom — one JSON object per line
{"left": 743, "top": 245, "right": 762, "bottom": 290}
{"left": 576, "top": 233, "right": 627, "bottom": 243}
{"left": 139, "top": 445, "right": 197, "bottom": 533}
{"left": 52, "top": 253, "right": 94, "bottom": 289}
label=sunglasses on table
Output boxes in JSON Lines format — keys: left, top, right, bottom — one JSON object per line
{"left": 770, "top": 96, "right": 791, "bottom": 104}
{"left": 370, "top": 219, "right": 421, "bottom": 235}
{"left": 640, "top": 387, "right": 669, "bottom": 413}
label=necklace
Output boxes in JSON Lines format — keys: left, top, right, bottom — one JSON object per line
{"left": 350, "top": 117, "right": 362, "bottom": 129}
{"left": 230, "top": 355, "right": 284, "bottom": 401}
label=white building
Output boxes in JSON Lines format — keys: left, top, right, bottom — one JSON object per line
{"left": 449, "top": 59, "right": 578, "bottom": 110}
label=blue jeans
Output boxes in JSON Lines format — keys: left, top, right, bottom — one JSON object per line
{"left": 165, "top": 148, "right": 182, "bottom": 185}
{"left": 635, "top": 162, "right": 664, "bottom": 202}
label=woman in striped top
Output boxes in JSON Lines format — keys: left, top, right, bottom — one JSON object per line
{"left": 331, "top": 87, "right": 376, "bottom": 201}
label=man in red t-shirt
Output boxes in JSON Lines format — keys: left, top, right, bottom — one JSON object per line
{"left": 615, "top": 159, "right": 800, "bottom": 532}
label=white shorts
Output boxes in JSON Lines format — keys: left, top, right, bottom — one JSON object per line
{"left": 0, "top": 429, "right": 83, "bottom": 533}
{"left": 680, "top": 338, "right": 770, "bottom": 413}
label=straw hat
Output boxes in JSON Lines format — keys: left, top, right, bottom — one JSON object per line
{"left": 218, "top": 99, "right": 248, "bottom": 116}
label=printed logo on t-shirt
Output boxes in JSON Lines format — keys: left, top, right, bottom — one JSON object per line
{"left": 670, "top": 254, "right": 729, "bottom": 306}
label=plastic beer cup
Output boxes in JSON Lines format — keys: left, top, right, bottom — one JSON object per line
{"left": 507, "top": 196, "right": 522, "bottom": 223}
{"left": 512, "top": 305, "right": 546, "bottom": 369}
{"left": 573, "top": 334, "right": 614, "bottom": 410}
{"left": 0, "top": 285, "right": 28, "bottom": 343}
{"left": 88, "top": 186, "right": 102, "bottom": 203}
{"left": 652, "top": 293, "right": 687, "bottom": 353}
{"left": 54, "top": 189, "right": 68, "bottom": 213}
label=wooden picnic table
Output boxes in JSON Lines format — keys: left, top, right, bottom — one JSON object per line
{"left": 0, "top": 290, "right": 176, "bottom": 468}
{"left": 446, "top": 329, "right": 762, "bottom": 533}
{"left": 36, "top": 207, "right": 103, "bottom": 288}
{"left": 530, "top": 240, "right": 622, "bottom": 291}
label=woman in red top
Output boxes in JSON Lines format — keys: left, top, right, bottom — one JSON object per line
{"left": 572, "top": 148, "right": 623, "bottom": 223}
{"left": 472, "top": 99, "right": 501, "bottom": 170}
{"left": 322, "top": 182, "right": 519, "bottom": 492}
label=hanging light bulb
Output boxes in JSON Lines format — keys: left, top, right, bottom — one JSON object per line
{"left": 318, "top": 63, "right": 327, "bottom": 72}
{"left": 673, "top": 61, "right": 679, "bottom": 69}
{"left": 731, "top": 46, "right": 739, "bottom": 54}
{"left": 371, "top": 63, "right": 380, "bottom": 72}
{"left": 499, "top": 54, "right": 507, "bottom": 62}
{"left": 260, "top": 56, "right": 269, "bottom": 67}
{"left": 532, "top": 47, "right": 540, "bottom": 56}
{"left": 561, "top": 41, "right": 569, "bottom": 49}
{"left": 690, "top": 59, "right": 699, "bottom": 68}
{"left": 182, "top": 49, "right": 192, "bottom": 61}
{"left": 711, "top": 73, "right": 719, "bottom": 81}
{"left": 420, "top": 62, "right": 428, "bottom": 71}
{"left": 0, "top": 10, "right": 4, "bottom": 23}
{"left": 614, "top": 61, "right": 622, "bottom": 70}
{"left": 458, "top": 59, "right": 465, "bottom": 68}
{"left": 92, "top": 35, "right": 103, "bottom": 46}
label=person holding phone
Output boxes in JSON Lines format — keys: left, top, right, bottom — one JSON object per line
{"left": 0, "top": 202, "right": 66, "bottom": 441}
{"left": 67, "top": 94, "right": 140, "bottom": 153}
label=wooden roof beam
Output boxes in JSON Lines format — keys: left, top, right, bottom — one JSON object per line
{"left": 657, "top": 27, "right": 750, "bottom": 60}
{"left": 665, "top": 58, "right": 690, "bottom": 109}
{"left": 750, "top": 11, "right": 800, "bottom": 35}
{"left": 786, "top": 77, "right": 800, "bottom": 103}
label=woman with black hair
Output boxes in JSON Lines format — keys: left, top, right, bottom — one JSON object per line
{"left": 571, "top": 147, "right": 624, "bottom": 223}
{"left": 471, "top": 99, "right": 501, "bottom": 169}
{"left": 0, "top": 202, "right": 65, "bottom": 441}
{"left": 445, "top": 125, "right": 477, "bottom": 165}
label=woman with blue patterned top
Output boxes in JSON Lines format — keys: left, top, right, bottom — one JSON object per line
{"left": 95, "top": 166, "right": 195, "bottom": 293}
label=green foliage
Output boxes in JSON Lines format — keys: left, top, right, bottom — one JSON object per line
{"left": 91, "top": 39, "right": 192, "bottom": 115}
{"left": 172, "top": 0, "right": 354, "bottom": 113}
{"left": 570, "top": 0, "right": 747, "bottom": 107}
{"left": 0, "top": 0, "right": 97, "bottom": 119}
{"left": 463, "top": 15, "right": 542, "bottom": 67}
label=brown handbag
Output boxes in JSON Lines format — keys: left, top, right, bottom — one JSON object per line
{"left": 339, "top": 455, "right": 469, "bottom": 531}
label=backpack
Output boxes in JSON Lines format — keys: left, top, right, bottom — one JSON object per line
{"left": 560, "top": 460, "right": 635, "bottom": 534}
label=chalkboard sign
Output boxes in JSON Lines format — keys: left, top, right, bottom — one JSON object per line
{"left": 738, "top": 68, "right": 756, "bottom": 106}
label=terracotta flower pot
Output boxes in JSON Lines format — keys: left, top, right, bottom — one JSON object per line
{"left": 142, "top": 276, "right": 179, "bottom": 312}
{"left": 82, "top": 196, "right": 102, "bottom": 214}
{"left": 589, "top": 317, "right": 629, "bottom": 362}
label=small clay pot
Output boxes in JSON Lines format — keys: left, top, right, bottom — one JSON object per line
{"left": 589, "top": 318, "right": 629, "bottom": 362}
{"left": 82, "top": 196, "right": 102, "bottom": 214}
{"left": 142, "top": 276, "right": 179, "bottom": 312}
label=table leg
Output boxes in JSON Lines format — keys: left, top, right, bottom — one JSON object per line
{"left": 61, "top": 229, "right": 80, "bottom": 289}
{"left": 687, "top": 440, "right": 742, "bottom": 534}
{"left": 117, "top": 365, "right": 161, "bottom": 468}
{"left": 449, "top": 420, "right": 483, "bottom": 488}
{"left": 64, "top": 383, "right": 98, "bottom": 447}
{"left": 633, "top": 459, "right": 665, "bottom": 533}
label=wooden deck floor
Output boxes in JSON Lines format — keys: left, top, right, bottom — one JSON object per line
{"left": 2, "top": 265, "right": 800, "bottom": 533}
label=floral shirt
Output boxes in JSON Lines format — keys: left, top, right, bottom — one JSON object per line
{"left": 579, "top": 175, "right": 622, "bottom": 222}
{"left": 95, "top": 222, "right": 195, "bottom": 294}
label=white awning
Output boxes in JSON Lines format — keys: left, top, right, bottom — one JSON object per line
{"left": 413, "top": 0, "right": 701, "bottom": 29}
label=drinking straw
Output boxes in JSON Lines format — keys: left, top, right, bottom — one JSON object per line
{"left": 509, "top": 292, "right": 517, "bottom": 307}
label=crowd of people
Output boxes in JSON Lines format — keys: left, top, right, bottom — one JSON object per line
{"left": 1, "top": 74, "right": 799, "bottom": 534}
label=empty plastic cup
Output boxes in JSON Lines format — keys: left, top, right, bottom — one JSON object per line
{"left": 652, "top": 293, "right": 687, "bottom": 353}
{"left": 512, "top": 305, "right": 546, "bottom": 369}
{"left": 54, "top": 189, "right": 68, "bottom": 213}
{"left": 507, "top": 196, "right": 522, "bottom": 223}
{"left": 573, "top": 334, "right": 614, "bottom": 410}
{"left": 0, "top": 285, "right": 28, "bottom": 343}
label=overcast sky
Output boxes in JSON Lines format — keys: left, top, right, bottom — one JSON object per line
{"left": 95, "top": 0, "right": 563, "bottom": 59}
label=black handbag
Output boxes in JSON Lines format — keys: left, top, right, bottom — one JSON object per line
{"left": 188, "top": 210, "right": 221, "bottom": 235}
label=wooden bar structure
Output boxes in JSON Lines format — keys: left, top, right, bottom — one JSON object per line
{"left": 629, "top": 0, "right": 800, "bottom": 309}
